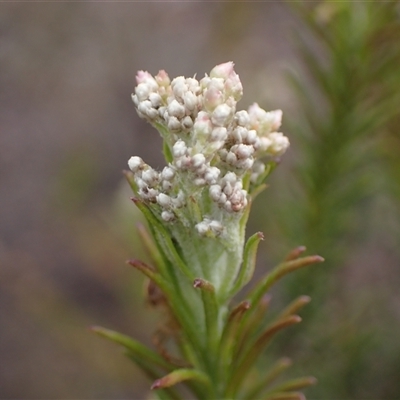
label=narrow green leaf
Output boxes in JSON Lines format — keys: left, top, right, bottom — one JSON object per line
{"left": 243, "top": 357, "right": 293, "bottom": 400}
{"left": 123, "top": 170, "right": 138, "bottom": 194}
{"left": 284, "top": 246, "right": 307, "bottom": 261}
{"left": 263, "top": 391, "right": 305, "bottom": 400}
{"left": 163, "top": 140, "right": 173, "bottom": 164}
{"left": 231, "top": 232, "right": 264, "bottom": 295}
{"left": 247, "top": 255, "right": 324, "bottom": 311}
{"left": 151, "top": 368, "right": 211, "bottom": 390}
{"left": 193, "top": 278, "right": 220, "bottom": 355}
{"left": 218, "top": 300, "right": 251, "bottom": 388}
{"left": 226, "top": 316, "right": 302, "bottom": 397}
{"left": 127, "top": 259, "right": 172, "bottom": 295}
{"left": 124, "top": 352, "right": 183, "bottom": 400}
{"left": 277, "top": 296, "right": 311, "bottom": 319}
{"left": 266, "top": 376, "right": 317, "bottom": 395}
{"left": 137, "top": 222, "right": 166, "bottom": 272}
{"left": 132, "top": 197, "right": 194, "bottom": 280}
{"left": 90, "top": 326, "right": 174, "bottom": 371}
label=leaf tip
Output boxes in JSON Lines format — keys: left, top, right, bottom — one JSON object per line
{"left": 150, "top": 379, "right": 162, "bottom": 390}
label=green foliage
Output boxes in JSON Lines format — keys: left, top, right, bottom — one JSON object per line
{"left": 264, "top": 1, "right": 400, "bottom": 398}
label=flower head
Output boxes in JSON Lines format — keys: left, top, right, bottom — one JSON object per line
{"left": 127, "top": 62, "right": 289, "bottom": 294}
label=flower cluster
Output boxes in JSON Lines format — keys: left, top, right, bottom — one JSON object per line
{"left": 128, "top": 62, "right": 289, "bottom": 235}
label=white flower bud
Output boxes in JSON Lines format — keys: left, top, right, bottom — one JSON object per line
{"left": 256, "top": 137, "right": 272, "bottom": 152}
{"left": 135, "top": 83, "right": 150, "bottom": 100}
{"left": 171, "top": 76, "right": 187, "bottom": 99}
{"left": 167, "top": 116, "right": 182, "bottom": 131}
{"left": 223, "top": 182, "right": 233, "bottom": 196}
{"left": 162, "top": 180, "right": 173, "bottom": 191}
{"left": 195, "top": 221, "right": 209, "bottom": 236}
{"left": 218, "top": 192, "right": 227, "bottom": 205}
{"left": 209, "top": 185, "right": 222, "bottom": 201}
{"left": 172, "top": 139, "right": 187, "bottom": 157}
{"left": 211, "top": 127, "right": 228, "bottom": 142}
{"left": 204, "top": 166, "right": 220, "bottom": 184}
{"left": 183, "top": 91, "right": 198, "bottom": 111}
{"left": 223, "top": 172, "right": 237, "bottom": 185}
{"left": 161, "top": 210, "right": 175, "bottom": 221}
{"left": 194, "top": 178, "right": 206, "bottom": 186}
{"left": 149, "top": 93, "right": 162, "bottom": 108}
{"left": 142, "top": 168, "right": 159, "bottom": 184}
{"left": 182, "top": 116, "right": 193, "bottom": 129}
{"left": 157, "top": 193, "right": 171, "bottom": 207}
{"left": 236, "top": 144, "right": 254, "bottom": 159}
{"left": 237, "top": 158, "right": 254, "bottom": 170}
{"left": 226, "top": 152, "right": 237, "bottom": 165}
{"left": 136, "top": 178, "right": 147, "bottom": 190}
{"left": 128, "top": 156, "right": 144, "bottom": 172}
{"left": 211, "top": 104, "right": 232, "bottom": 127}
{"left": 246, "top": 129, "right": 257, "bottom": 145}
{"left": 186, "top": 77, "right": 201, "bottom": 94}
{"left": 167, "top": 99, "right": 186, "bottom": 118}
{"left": 235, "top": 110, "right": 250, "bottom": 127}
{"left": 209, "top": 220, "right": 224, "bottom": 235}
{"left": 173, "top": 190, "right": 185, "bottom": 208}
{"left": 138, "top": 100, "right": 155, "bottom": 117}
{"left": 161, "top": 166, "right": 175, "bottom": 181}
{"left": 192, "top": 153, "right": 206, "bottom": 168}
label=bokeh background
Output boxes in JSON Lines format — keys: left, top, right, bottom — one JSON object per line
{"left": 1, "top": 1, "right": 400, "bottom": 399}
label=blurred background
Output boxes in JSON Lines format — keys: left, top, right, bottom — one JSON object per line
{"left": 1, "top": 1, "right": 400, "bottom": 399}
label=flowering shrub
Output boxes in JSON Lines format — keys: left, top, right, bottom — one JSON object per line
{"left": 92, "top": 62, "right": 323, "bottom": 400}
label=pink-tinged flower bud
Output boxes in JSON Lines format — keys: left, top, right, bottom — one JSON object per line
{"left": 270, "top": 109, "right": 283, "bottom": 131}
{"left": 268, "top": 132, "right": 290, "bottom": 156}
{"left": 210, "top": 61, "right": 235, "bottom": 80}
{"left": 256, "top": 136, "right": 273, "bottom": 152}
{"left": 193, "top": 112, "right": 212, "bottom": 138}
{"left": 209, "top": 62, "right": 243, "bottom": 101}
{"left": 136, "top": 70, "right": 154, "bottom": 84}
{"left": 203, "top": 84, "right": 224, "bottom": 111}
{"left": 155, "top": 70, "right": 170, "bottom": 87}
{"left": 248, "top": 104, "right": 282, "bottom": 135}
